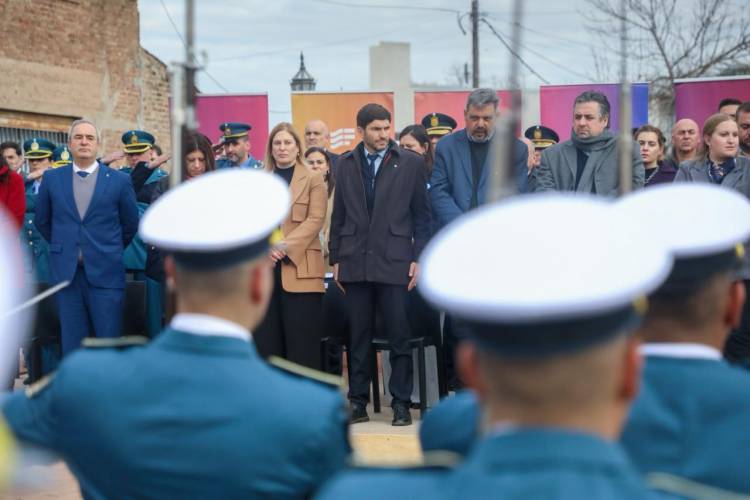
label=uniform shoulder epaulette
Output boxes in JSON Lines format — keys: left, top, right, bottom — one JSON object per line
{"left": 25, "top": 373, "right": 56, "bottom": 399}
{"left": 340, "top": 149, "right": 354, "bottom": 159}
{"left": 81, "top": 335, "right": 150, "bottom": 349}
{"left": 347, "top": 450, "right": 460, "bottom": 470}
{"left": 267, "top": 356, "right": 342, "bottom": 387}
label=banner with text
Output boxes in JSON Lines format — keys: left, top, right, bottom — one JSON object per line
{"left": 196, "top": 94, "right": 269, "bottom": 158}
{"left": 540, "top": 83, "right": 649, "bottom": 142}
{"left": 674, "top": 77, "right": 750, "bottom": 131}
{"left": 292, "top": 91, "right": 394, "bottom": 154}
{"left": 413, "top": 90, "right": 516, "bottom": 130}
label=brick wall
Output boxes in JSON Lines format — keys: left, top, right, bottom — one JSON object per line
{"left": 0, "top": 0, "right": 171, "bottom": 161}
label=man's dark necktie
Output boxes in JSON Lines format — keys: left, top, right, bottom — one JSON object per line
{"left": 77, "top": 171, "right": 89, "bottom": 178}
{"left": 709, "top": 162, "right": 725, "bottom": 184}
{"left": 364, "top": 153, "right": 378, "bottom": 214}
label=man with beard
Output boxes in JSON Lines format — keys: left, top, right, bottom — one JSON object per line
{"left": 216, "top": 122, "right": 262, "bottom": 169}
{"left": 532, "top": 91, "right": 644, "bottom": 194}
{"left": 737, "top": 102, "right": 750, "bottom": 158}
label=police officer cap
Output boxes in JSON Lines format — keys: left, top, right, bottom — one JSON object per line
{"left": 524, "top": 125, "right": 559, "bottom": 150}
{"left": 140, "top": 169, "right": 289, "bottom": 271}
{"left": 23, "top": 138, "right": 55, "bottom": 159}
{"left": 220, "top": 122, "right": 252, "bottom": 141}
{"left": 122, "top": 130, "right": 155, "bottom": 154}
{"left": 419, "top": 194, "right": 672, "bottom": 356}
{"left": 617, "top": 184, "right": 750, "bottom": 296}
{"left": 421, "top": 113, "right": 457, "bottom": 137}
{"left": 52, "top": 145, "right": 72, "bottom": 167}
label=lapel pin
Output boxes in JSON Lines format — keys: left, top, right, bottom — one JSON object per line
{"left": 394, "top": 164, "right": 398, "bottom": 168}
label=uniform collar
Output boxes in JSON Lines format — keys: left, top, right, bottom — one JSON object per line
{"left": 640, "top": 342, "right": 721, "bottom": 360}
{"left": 469, "top": 428, "right": 631, "bottom": 471}
{"left": 170, "top": 313, "right": 251, "bottom": 342}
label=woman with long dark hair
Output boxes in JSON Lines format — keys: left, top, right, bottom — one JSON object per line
{"left": 145, "top": 132, "right": 217, "bottom": 336}
{"left": 399, "top": 124, "right": 434, "bottom": 175}
{"left": 635, "top": 125, "right": 675, "bottom": 186}
{"left": 255, "top": 122, "right": 326, "bottom": 369}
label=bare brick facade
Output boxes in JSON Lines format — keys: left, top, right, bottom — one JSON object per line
{"left": 0, "top": 0, "right": 171, "bottom": 159}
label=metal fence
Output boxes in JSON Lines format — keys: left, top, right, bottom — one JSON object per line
{"left": 0, "top": 127, "right": 67, "bottom": 148}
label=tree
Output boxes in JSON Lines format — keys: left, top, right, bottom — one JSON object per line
{"left": 583, "top": 0, "right": 750, "bottom": 127}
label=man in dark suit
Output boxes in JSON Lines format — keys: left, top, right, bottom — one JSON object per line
{"left": 35, "top": 119, "right": 139, "bottom": 355}
{"left": 429, "top": 88, "right": 529, "bottom": 229}
{"left": 329, "top": 103, "right": 431, "bottom": 426}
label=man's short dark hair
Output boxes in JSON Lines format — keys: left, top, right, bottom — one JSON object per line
{"left": 736, "top": 101, "right": 750, "bottom": 119}
{"left": 0, "top": 141, "right": 21, "bottom": 155}
{"left": 152, "top": 144, "right": 163, "bottom": 156}
{"left": 718, "top": 97, "right": 742, "bottom": 111}
{"left": 573, "top": 91, "right": 611, "bottom": 122}
{"left": 356, "top": 104, "right": 391, "bottom": 129}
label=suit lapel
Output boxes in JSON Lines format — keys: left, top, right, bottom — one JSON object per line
{"left": 457, "top": 133, "right": 473, "bottom": 188}
{"left": 83, "top": 163, "right": 110, "bottom": 221}
{"left": 290, "top": 163, "right": 309, "bottom": 203}
{"left": 60, "top": 165, "right": 79, "bottom": 218}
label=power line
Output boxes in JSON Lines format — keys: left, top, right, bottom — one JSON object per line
{"left": 308, "top": 0, "right": 460, "bottom": 14}
{"left": 157, "top": 0, "right": 229, "bottom": 92}
{"left": 480, "top": 19, "right": 550, "bottom": 84}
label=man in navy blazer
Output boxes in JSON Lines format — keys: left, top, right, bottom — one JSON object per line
{"left": 429, "top": 88, "right": 529, "bottom": 229}
{"left": 35, "top": 119, "right": 138, "bottom": 355}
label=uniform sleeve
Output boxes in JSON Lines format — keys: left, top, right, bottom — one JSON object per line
{"left": 2, "top": 378, "right": 62, "bottom": 451}
{"left": 514, "top": 139, "right": 530, "bottom": 193}
{"left": 307, "top": 393, "right": 350, "bottom": 497}
{"left": 33, "top": 173, "right": 52, "bottom": 243}
{"left": 130, "top": 162, "right": 154, "bottom": 195}
{"left": 119, "top": 175, "right": 140, "bottom": 248}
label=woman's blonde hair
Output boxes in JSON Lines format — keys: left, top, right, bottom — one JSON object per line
{"left": 264, "top": 122, "right": 304, "bottom": 172}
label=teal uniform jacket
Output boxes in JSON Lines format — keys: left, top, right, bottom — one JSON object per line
{"left": 216, "top": 154, "right": 262, "bottom": 169}
{"left": 2, "top": 329, "right": 350, "bottom": 499}
{"left": 621, "top": 355, "right": 750, "bottom": 494}
{"left": 419, "top": 390, "right": 480, "bottom": 457}
{"left": 120, "top": 166, "right": 168, "bottom": 272}
{"left": 443, "top": 430, "right": 656, "bottom": 499}
{"left": 21, "top": 178, "right": 51, "bottom": 282}
{"left": 319, "top": 430, "right": 655, "bottom": 499}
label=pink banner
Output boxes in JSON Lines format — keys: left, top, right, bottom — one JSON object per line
{"left": 413, "top": 90, "right": 516, "bottom": 130}
{"left": 674, "top": 77, "right": 750, "bottom": 131}
{"left": 196, "top": 94, "right": 269, "bottom": 158}
{"left": 540, "top": 83, "right": 649, "bottom": 142}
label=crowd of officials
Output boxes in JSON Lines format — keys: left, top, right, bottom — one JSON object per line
{"left": 0, "top": 87, "right": 750, "bottom": 497}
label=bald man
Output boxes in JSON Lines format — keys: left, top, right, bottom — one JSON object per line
{"left": 304, "top": 119, "right": 339, "bottom": 174}
{"left": 666, "top": 119, "right": 700, "bottom": 167}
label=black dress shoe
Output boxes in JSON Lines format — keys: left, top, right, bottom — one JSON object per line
{"left": 392, "top": 403, "right": 412, "bottom": 426}
{"left": 350, "top": 404, "right": 369, "bottom": 424}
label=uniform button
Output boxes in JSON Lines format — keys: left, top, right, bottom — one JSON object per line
{"left": 28, "top": 230, "right": 33, "bottom": 235}
{"left": 28, "top": 241, "right": 33, "bottom": 246}
{"left": 27, "top": 219, "right": 32, "bottom": 224}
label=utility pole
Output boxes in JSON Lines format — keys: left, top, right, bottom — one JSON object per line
{"left": 471, "top": 0, "right": 479, "bottom": 88}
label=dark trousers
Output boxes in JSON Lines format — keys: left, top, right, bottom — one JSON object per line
{"left": 57, "top": 267, "right": 123, "bottom": 356}
{"left": 725, "top": 279, "right": 750, "bottom": 363}
{"left": 255, "top": 264, "right": 323, "bottom": 370}
{"left": 345, "top": 281, "right": 413, "bottom": 406}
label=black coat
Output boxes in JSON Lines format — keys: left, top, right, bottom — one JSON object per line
{"left": 329, "top": 141, "right": 431, "bottom": 285}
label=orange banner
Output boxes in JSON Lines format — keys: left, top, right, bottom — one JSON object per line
{"left": 291, "top": 92, "right": 394, "bottom": 154}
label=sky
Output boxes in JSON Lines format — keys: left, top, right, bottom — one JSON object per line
{"left": 137, "top": 0, "right": 610, "bottom": 122}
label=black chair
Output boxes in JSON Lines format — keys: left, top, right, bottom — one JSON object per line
{"left": 369, "top": 335, "right": 448, "bottom": 419}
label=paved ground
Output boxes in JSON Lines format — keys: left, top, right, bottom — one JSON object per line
{"left": 7, "top": 373, "right": 422, "bottom": 499}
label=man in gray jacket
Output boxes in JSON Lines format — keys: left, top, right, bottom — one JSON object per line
{"left": 532, "top": 91, "right": 644, "bottom": 194}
